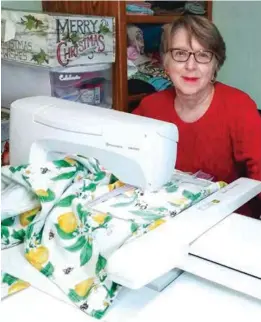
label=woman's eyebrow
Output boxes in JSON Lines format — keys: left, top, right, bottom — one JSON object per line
{"left": 171, "top": 46, "right": 190, "bottom": 50}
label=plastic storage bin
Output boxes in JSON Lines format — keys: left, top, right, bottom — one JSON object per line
{"left": 50, "top": 64, "right": 112, "bottom": 108}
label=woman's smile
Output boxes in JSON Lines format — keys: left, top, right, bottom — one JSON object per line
{"left": 182, "top": 76, "right": 200, "bottom": 83}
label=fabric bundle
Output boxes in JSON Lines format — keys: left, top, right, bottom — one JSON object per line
{"left": 1, "top": 155, "right": 225, "bottom": 319}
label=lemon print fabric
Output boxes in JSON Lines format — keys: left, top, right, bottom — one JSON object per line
{"left": 92, "top": 213, "right": 110, "bottom": 225}
{"left": 1, "top": 156, "right": 226, "bottom": 320}
{"left": 148, "top": 218, "right": 166, "bottom": 231}
{"left": 108, "top": 180, "right": 125, "bottom": 192}
{"left": 25, "top": 246, "right": 49, "bottom": 270}
{"left": 58, "top": 212, "right": 78, "bottom": 233}
{"left": 8, "top": 280, "right": 30, "bottom": 295}
{"left": 19, "top": 207, "right": 41, "bottom": 227}
{"left": 71, "top": 278, "right": 95, "bottom": 299}
{"left": 35, "top": 189, "right": 49, "bottom": 197}
{"left": 35, "top": 189, "right": 55, "bottom": 202}
{"left": 167, "top": 196, "right": 189, "bottom": 207}
{"left": 2, "top": 215, "right": 30, "bottom": 249}
{"left": 1, "top": 272, "right": 30, "bottom": 299}
{"left": 64, "top": 157, "right": 77, "bottom": 166}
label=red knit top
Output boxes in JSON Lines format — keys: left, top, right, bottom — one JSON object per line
{"left": 133, "top": 82, "right": 261, "bottom": 217}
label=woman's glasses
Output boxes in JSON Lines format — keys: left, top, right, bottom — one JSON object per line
{"left": 168, "top": 48, "right": 214, "bottom": 64}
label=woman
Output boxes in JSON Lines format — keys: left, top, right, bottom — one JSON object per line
{"left": 133, "top": 15, "right": 261, "bottom": 217}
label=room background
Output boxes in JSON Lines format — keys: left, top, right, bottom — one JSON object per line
{"left": 2, "top": 0, "right": 261, "bottom": 110}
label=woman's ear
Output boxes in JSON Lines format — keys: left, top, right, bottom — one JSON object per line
{"left": 214, "top": 59, "right": 219, "bottom": 72}
{"left": 162, "top": 54, "right": 169, "bottom": 71}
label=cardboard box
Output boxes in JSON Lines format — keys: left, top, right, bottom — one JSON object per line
{"left": 1, "top": 9, "right": 115, "bottom": 68}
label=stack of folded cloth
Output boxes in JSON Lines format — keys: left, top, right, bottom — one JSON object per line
{"left": 126, "top": 1, "right": 154, "bottom": 15}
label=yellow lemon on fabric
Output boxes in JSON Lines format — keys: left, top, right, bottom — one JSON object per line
{"left": 64, "top": 157, "right": 77, "bottom": 165}
{"left": 74, "top": 278, "right": 94, "bottom": 297}
{"left": 58, "top": 212, "right": 78, "bottom": 233}
{"left": 148, "top": 219, "right": 166, "bottom": 231}
{"left": 35, "top": 189, "right": 49, "bottom": 197}
{"left": 169, "top": 197, "right": 188, "bottom": 206}
{"left": 108, "top": 180, "right": 125, "bottom": 191}
{"left": 103, "top": 301, "right": 109, "bottom": 307}
{"left": 19, "top": 207, "right": 41, "bottom": 227}
{"left": 8, "top": 280, "right": 30, "bottom": 295}
{"left": 92, "top": 213, "right": 108, "bottom": 225}
{"left": 25, "top": 246, "right": 49, "bottom": 270}
{"left": 218, "top": 181, "right": 227, "bottom": 188}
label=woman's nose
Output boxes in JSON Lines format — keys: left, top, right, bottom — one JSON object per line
{"left": 185, "top": 54, "right": 197, "bottom": 70}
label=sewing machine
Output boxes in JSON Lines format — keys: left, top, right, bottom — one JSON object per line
{"left": 2, "top": 96, "right": 261, "bottom": 322}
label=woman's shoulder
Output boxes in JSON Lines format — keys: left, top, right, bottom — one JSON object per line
{"left": 215, "top": 82, "right": 259, "bottom": 121}
{"left": 215, "top": 82, "right": 256, "bottom": 106}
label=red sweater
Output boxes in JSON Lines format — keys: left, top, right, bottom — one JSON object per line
{"left": 133, "top": 82, "right": 261, "bottom": 217}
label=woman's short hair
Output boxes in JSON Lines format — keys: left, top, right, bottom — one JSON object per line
{"left": 162, "top": 15, "right": 226, "bottom": 72}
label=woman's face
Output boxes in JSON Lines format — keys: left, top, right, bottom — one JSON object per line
{"left": 165, "top": 28, "right": 217, "bottom": 96}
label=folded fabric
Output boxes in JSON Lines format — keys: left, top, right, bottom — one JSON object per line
{"left": 1, "top": 156, "right": 225, "bottom": 319}
{"left": 94, "top": 170, "right": 225, "bottom": 241}
{"left": 127, "top": 58, "right": 138, "bottom": 78}
{"left": 129, "top": 70, "right": 172, "bottom": 91}
{"left": 1, "top": 156, "right": 140, "bottom": 319}
{"left": 1, "top": 271, "right": 30, "bottom": 299}
{"left": 185, "top": 1, "right": 205, "bottom": 14}
{"left": 1, "top": 179, "right": 40, "bottom": 221}
{"left": 126, "top": 4, "right": 154, "bottom": 15}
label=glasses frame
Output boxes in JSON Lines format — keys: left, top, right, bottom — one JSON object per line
{"left": 168, "top": 48, "right": 214, "bottom": 64}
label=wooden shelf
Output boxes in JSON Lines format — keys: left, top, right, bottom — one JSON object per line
{"left": 126, "top": 14, "right": 181, "bottom": 24}
{"left": 128, "top": 93, "right": 148, "bottom": 102}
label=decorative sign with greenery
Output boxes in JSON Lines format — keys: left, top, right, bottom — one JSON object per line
{"left": 1, "top": 10, "right": 115, "bottom": 67}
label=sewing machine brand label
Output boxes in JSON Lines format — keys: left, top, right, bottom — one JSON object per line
{"left": 1, "top": 10, "right": 115, "bottom": 67}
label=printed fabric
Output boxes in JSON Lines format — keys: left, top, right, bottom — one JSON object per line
{"left": 1, "top": 156, "right": 225, "bottom": 319}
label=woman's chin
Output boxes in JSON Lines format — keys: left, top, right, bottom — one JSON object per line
{"left": 177, "top": 85, "right": 202, "bottom": 96}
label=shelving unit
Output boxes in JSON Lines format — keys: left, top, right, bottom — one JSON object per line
{"left": 126, "top": 14, "right": 182, "bottom": 24}
{"left": 42, "top": 0, "right": 212, "bottom": 112}
{"left": 128, "top": 93, "right": 148, "bottom": 103}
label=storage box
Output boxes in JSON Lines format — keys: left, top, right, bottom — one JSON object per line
{"left": 50, "top": 63, "right": 112, "bottom": 108}
{"left": 1, "top": 9, "right": 115, "bottom": 68}
{"left": 1, "top": 60, "right": 52, "bottom": 109}
{"left": 1, "top": 109, "right": 10, "bottom": 166}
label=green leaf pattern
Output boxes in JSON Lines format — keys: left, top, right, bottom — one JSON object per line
{"left": 1, "top": 272, "right": 30, "bottom": 299}
{"left": 80, "top": 241, "right": 93, "bottom": 266}
{"left": 1, "top": 157, "right": 224, "bottom": 318}
{"left": 55, "top": 194, "right": 76, "bottom": 207}
{"left": 65, "top": 236, "right": 87, "bottom": 252}
{"left": 1, "top": 216, "right": 31, "bottom": 248}
{"left": 37, "top": 189, "right": 56, "bottom": 203}
{"left": 40, "top": 262, "right": 54, "bottom": 277}
{"left": 2, "top": 272, "right": 18, "bottom": 286}
{"left": 51, "top": 171, "right": 77, "bottom": 181}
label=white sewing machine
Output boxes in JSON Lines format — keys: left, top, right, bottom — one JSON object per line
{"left": 2, "top": 96, "right": 261, "bottom": 322}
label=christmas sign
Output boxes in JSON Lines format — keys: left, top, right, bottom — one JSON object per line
{"left": 1, "top": 9, "right": 115, "bottom": 67}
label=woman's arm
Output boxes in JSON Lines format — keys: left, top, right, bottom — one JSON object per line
{"left": 230, "top": 94, "right": 261, "bottom": 215}
{"left": 231, "top": 96, "right": 261, "bottom": 181}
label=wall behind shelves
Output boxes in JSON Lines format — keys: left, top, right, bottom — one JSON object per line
{"left": 1, "top": 0, "right": 42, "bottom": 11}
{"left": 213, "top": 1, "right": 261, "bottom": 110}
